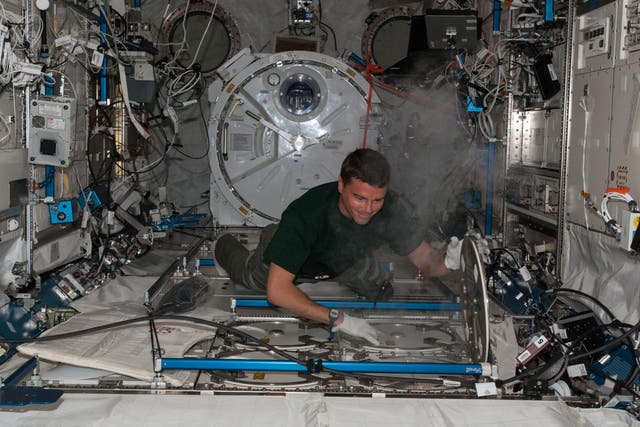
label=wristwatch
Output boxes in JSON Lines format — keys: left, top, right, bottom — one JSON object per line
{"left": 328, "top": 309, "right": 341, "bottom": 329}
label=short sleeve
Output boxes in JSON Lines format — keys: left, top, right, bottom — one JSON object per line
{"left": 264, "top": 208, "right": 317, "bottom": 275}
{"left": 383, "top": 194, "right": 424, "bottom": 256}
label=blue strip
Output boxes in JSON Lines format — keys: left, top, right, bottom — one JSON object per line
{"left": 99, "top": 6, "right": 108, "bottom": 103}
{"left": 43, "top": 74, "right": 55, "bottom": 96}
{"left": 349, "top": 52, "right": 367, "bottom": 68}
{"left": 233, "top": 299, "right": 460, "bottom": 311}
{"left": 324, "top": 361, "right": 484, "bottom": 375}
{"left": 493, "top": 0, "right": 501, "bottom": 33}
{"left": 2, "top": 357, "right": 38, "bottom": 388}
{"left": 160, "top": 358, "right": 483, "bottom": 375}
{"left": 545, "top": 0, "right": 554, "bottom": 22}
{"left": 44, "top": 166, "right": 55, "bottom": 198}
{"left": 198, "top": 258, "right": 215, "bottom": 266}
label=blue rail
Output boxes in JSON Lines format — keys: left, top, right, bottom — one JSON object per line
{"left": 160, "top": 358, "right": 485, "bottom": 376}
{"left": 99, "top": 6, "right": 109, "bottom": 104}
{"left": 232, "top": 299, "right": 460, "bottom": 311}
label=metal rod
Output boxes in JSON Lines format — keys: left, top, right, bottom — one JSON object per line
{"left": 232, "top": 299, "right": 460, "bottom": 311}
{"left": 485, "top": 139, "right": 495, "bottom": 236}
{"left": 159, "top": 358, "right": 487, "bottom": 376}
{"left": 24, "top": 1, "right": 33, "bottom": 277}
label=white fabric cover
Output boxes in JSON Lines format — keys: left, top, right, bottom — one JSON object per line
{"left": 562, "top": 225, "right": 640, "bottom": 324}
{"left": 17, "top": 302, "right": 229, "bottom": 386}
{"left": 0, "top": 394, "right": 638, "bottom": 427}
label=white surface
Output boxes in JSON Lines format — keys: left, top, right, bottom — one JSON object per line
{"left": 0, "top": 394, "right": 638, "bottom": 427}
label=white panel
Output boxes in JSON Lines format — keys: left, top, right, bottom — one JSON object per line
{"left": 522, "top": 110, "right": 546, "bottom": 167}
{"left": 609, "top": 64, "right": 640, "bottom": 222}
{"left": 617, "top": 0, "right": 640, "bottom": 64}
{"left": 574, "top": 2, "right": 618, "bottom": 75}
{"left": 566, "top": 70, "right": 614, "bottom": 232}
{"left": 508, "top": 111, "right": 523, "bottom": 166}
{"left": 544, "top": 109, "right": 563, "bottom": 170}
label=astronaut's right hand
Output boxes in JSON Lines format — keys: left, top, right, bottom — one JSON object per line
{"left": 467, "top": 231, "right": 491, "bottom": 264}
{"left": 332, "top": 313, "right": 380, "bottom": 345}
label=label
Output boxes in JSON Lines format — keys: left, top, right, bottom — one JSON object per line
{"left": 86, "top": 40, "right": 99, "bottom": 51}
{"left": 552, "top": 324, "right": 568, "bottom": 340}
{"left": 517, "top": 349, "right": 532, "bottom": 363}
{"left": 547, "top": 63, "right": 558, "bottom": 81}
{"left": 46, "top": 117, "right": 66, "bottom": 130}
{"left": 55, "top": 35, "right": 74, "bottom": 47}
{"left": 567, "top": 364, "right": 588, "bottom": 378}
{"left": 475, "top": 382, "right": 497, "bottom": 397}
{"left": 106, "top": 210, "right": 115, "bottom": 225}
{"left": 81, "top": 208, "right": 90, "bottom": 229}
{"left": 39, "top": 103, "right": 63, "bottom": 116}
{"left": 616, "top": 165, "right": 629, "bottom": 187}
{"left": 519, "top": 266, "right": 532, "bottom": 281}
{"left": 533, "top": 335, "right": 548, "bottom": 348}
{"left": 91, "top": 50, "right": 105, "bottom": 67}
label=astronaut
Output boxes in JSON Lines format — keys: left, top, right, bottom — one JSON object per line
{"left": 215, "top": 148, "right": 462, "bottom": 344}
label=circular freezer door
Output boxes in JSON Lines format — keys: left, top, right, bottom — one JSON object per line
{"left": 208, "top": 50, "right": 382, "bottom": 226}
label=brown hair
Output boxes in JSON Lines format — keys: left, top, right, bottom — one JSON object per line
{"left": 340, "top": 148, "right": 390, "bottom": 188}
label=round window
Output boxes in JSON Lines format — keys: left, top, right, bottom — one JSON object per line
{"left": 279, "top": 74, "right": 321, "bottom": 116}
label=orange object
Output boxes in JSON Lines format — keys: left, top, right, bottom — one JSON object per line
{"left": 604, "top": 187, "right": 629, "bottom": 195}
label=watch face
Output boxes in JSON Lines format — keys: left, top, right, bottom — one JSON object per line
{"left": 329, "top": 309, "right": 339, "bottom": 320}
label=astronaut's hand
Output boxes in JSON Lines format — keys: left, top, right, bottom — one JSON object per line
{"left": 332, "top": 313, "right": 380, "bottom": 345}
{"left": 444, "top": 237, "right": 463, "bottom": 270}
{"left": 467, "top": 231, "right": 491, "bottom": 264}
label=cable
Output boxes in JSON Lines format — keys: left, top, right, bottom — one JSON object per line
{"left": 186, "top": 0, "right": 218, "bottom": 70}
{"left": 319, "top": 22, "right": 337, "bottom": 53}
{"left": 490, "top": 247, "right": 521, "bottom": 268}
{"left": 0, "top": 314, "right": 307, "bottom": 366}
{"left": 549, "top": 288, "right": 618, "bottom": 323}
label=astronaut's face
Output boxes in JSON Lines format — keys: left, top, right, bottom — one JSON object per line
{"left": 338, "top": 177, "right": 387, "bottom": 225}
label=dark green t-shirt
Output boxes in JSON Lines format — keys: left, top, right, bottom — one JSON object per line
{"left": 264, "top": 182, "right": 423, "bottom": 278}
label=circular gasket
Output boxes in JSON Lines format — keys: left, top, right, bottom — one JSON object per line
{"left": 160, "top": 1, "right": 241, "bottom": 74}
{"left": 361, "top": 6, "right": 414, "bottom": 68}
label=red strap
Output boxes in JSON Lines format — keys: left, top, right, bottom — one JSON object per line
{"left": 362, "top": 54, "right": 385, "bottom": 148}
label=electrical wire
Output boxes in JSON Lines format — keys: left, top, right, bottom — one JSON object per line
{"left": 549, "top": 288, "right": 619, "bottom": 324}
{"left": 0, "top": 314, "right": 307, "bottom": 366}
{"left": 186, "top": 0, "right": 218, "bottom": 70}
